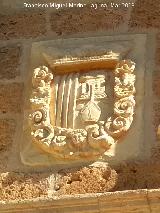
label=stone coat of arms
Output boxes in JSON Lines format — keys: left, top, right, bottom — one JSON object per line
{"left": 25, "top": 51, "right": 136, "bottom": 164}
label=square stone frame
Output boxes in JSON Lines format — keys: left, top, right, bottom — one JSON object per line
{"left": 21, "top": 34, "right": 150, "bottom": 168}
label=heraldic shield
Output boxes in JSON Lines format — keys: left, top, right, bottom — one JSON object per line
{"left": 25, "top": 51, "right": 136, "bottom": 165}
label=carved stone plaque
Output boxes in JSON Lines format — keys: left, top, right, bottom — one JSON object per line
{"left": 21, "top": 35, "right": 146, "bottom": 167}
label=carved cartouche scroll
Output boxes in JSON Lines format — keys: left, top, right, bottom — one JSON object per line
{"left": 29, "top": 56, "right": 136, "bottom": 161}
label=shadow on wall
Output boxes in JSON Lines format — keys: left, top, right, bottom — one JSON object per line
{"left": 56, "top": 146, "right": 160, "bottom": 195}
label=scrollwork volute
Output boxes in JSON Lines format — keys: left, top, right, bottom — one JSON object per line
{"left": 29, "top": 59, "right": 136, "bottom": 161}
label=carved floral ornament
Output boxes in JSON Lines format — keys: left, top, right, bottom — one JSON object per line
{"left": 29, "top": 54, "right": 136, "bottom": 161}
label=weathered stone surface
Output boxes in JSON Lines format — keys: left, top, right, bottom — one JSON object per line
{"left": 50, "top": 5, "right": 128, "bottom": 35}
{"left": 148, "top": 190, "right": 160, "bottom": 212}
{"left": 56, "top": 166, "right": 117, "bottom": 195}
{"left": 0, "top": 172, "right": 49, "bottom": 201}
{"left": 27, "top": 60, "right": 135, "bottom": 162}
{"left": 129, "top": 0, "right": 160, "bottom": 29}
{"left": 0, "top": 83, "right": 23, "bottom": 113}
{"left": 156, "top": 33, "right": 160, "bottom": 66}
{"left": 0, "top": 119, "right": 15, "bottom": 152}
{"left": 56, "top": 162, "right": 160, "bottom": 195}
{"left": 99, "top": 190, "right": 150, "bottom": 213}
{"left": 153, "top": 102, "right": 160, "bottom": 132}
{"left": 114, "top": 162, "right": 160, "bottom": 191}
{"left": 0, "top": 10, "right": 46, "bottom": 40}
{"left": 0, "top": 45, "right": 21, "bottom": 79}
{"left": 0, "top": 189, "right": 151, "bottom": 213}
{"left": 0, "top": 2, "right": 159, "bottom": 213}
{"left": 22, "top": 34, "right": 147, "bottom": 167}
{"left": 0, "top": 119, "right": 16, "bottom": 172}
{"left": 152, "top": 69, "right": 160, "bottom": 98}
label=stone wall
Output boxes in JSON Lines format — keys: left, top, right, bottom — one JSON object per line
{"left": 0, "top": 0, "right": 160, "bottom": 212}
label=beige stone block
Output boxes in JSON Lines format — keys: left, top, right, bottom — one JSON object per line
{"left": 155, "top": 34, "right": 160, "bottom": 66}
{"left": 0, "top": 45, "right": 21, "bottom": 79}
{"left": 0, "top": 10, "right": 46, "bottom": 40}
{"left": 129, "top": 0, "right": 160, "bottom": 29}
{"left": 0, "top": 83, "right": 23, "bottom": 113}
{"left": 0, "top": 187, "right": 156, "bottom": 213}
{"left": 0, "top": 119, "right": 15, "bottom": 152}
{"left": 99, "top": 190, "right": 149, "bottom": 213}
{"left": 147, "top": 190, "right": 160, "bottom": 213}
{"left": 153, "top": 102, "right": 160, "bottom": 132}
{"left": 0, "top": 172, "right": 50, "bottom": 201}
{"left": 152, "top": 69, "right": 160, "bottom": 98}
{"left": 156, "top": 48, "right": 160, "bottom": 66}
{"left": 50, "top": 4, "right": 128, "bottom": 35}
{"left": 114, "top": 162, "right": 160, "bottom": 191}
{"left": 0, "top": 119, "right": 16, "bottom": 172}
